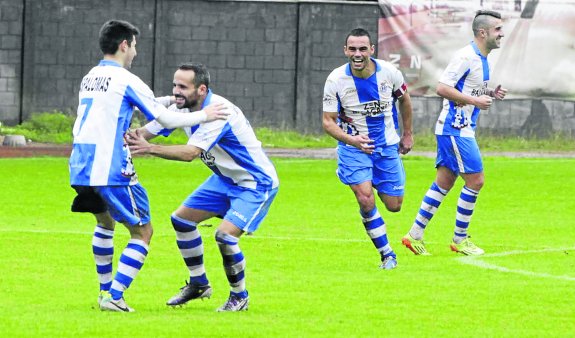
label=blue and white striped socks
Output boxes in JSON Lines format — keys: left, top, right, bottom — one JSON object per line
{"left": 92, "top": 225, "right": 114, "bottom": 292}
{"left": 109, "top": 239, "right": 149, "bottom": 301}
{"left": 171, "top": 214, "right": 209, "bottom": 285}
{"left": 361, "top": 207, "right": 395, "bottom": 259}
{"left": 409, "top": 182, "right": 448, "bottom": 240}
{"left": 453, "top": 186, "right": 479, "bottom": 243}
{"left": 215, "top": 230, "right": 247, "bottom": 299}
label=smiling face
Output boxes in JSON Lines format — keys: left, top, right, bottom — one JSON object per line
{"left": 344, "top": 35, "right": 375, "bottom": 76}
{"left": 172, "top": 69, "right": 205, "bottom": 110}
{"left": 473, "top": 12, "right": 504, "bottom": 55}
{"left": 484, "top": 18, "right": 504, "bottom": 52}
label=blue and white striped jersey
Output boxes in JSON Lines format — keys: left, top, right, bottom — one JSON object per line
{"left": 323, "top": 58, "right": 407, "bottom": 148}
{"left": 69, "top": 60, "right": 170, "bottom": 186}
{"left": 435, "top": 41, "right": 492, "bottom": 138}
{"left": 145, "top": 90, "right": 279, "bottom": 191}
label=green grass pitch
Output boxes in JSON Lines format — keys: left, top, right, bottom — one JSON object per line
{"left": 0, "top": 156, "right": 574, "bottom": 337}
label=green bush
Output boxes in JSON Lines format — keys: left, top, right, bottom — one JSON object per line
{"left": 0, "top": 111, "right": 75, "bottom": 144}
{"left": 1, "top": 112, "right": 574, "bottom": 151}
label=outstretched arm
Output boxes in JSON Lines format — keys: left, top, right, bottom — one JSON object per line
{"left": 125, "top": 129, "right": 202, "bottom": 162}
{"left": 155, "top": 103, "right": 229, "bottom": 129}
{"left": 130, "top": 126, "right": 157, "bottom": 141}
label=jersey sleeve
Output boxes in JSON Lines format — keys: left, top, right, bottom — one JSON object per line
{"left": 391, "top": 67, "right": 408, "bottom": 99}
{"left": 439, "top": 52, "right": 471, "bottom": 88}
{"left": 155, "top": 96, "right": 172, "bottom": 108}
{"left": 322, "top": 75, "right": 340, "bottom": 113}
{"left": 123, "top": 76, "right": 170, "bottom": 121}
{"left": 143, "top": 103, "right": 182, "bottom": 137}
{"left": 187, "top": 102, "right": 238, "bottom": 151}
{"left": 144, "top": 119, "right": 174, "bottom": 137}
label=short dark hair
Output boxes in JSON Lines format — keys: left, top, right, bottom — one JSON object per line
{"left": 98, "top": 20, "right": 140, "bottom": 55}
{"left": 474, "top": 9, "right": 502, "bottom": 19}
{"left": 345, "top": 28, "right": 372, "bottom": 46}
{"left": 178, "top": 62, "right": 210, "bottom": 89}
{"left": 472, "top": 10, "right": 502, "bottom": 36}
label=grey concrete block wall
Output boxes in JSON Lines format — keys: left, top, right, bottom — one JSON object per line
{"left": 154, "top": 0, "right": 299, "bottom": 129}
{"left": 1, "top": 0, "right": 574, "bottom": 137}
{"left": 20, "top": 0, "right": 156, "bottom": 121}
{"left": 0, "top": 0, "right": 23, "bottom": 125}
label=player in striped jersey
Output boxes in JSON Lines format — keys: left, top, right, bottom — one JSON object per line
{"left": 402, "top": 10, "right": 507, "bottom": 256}
{"left": 322, "top": 28, "right": 414, "bottom": 270}
{"left": 127, "top": 63, "right": 279, "bottom": 312}
{"left": 69, "top": 20, "right": 228, "bottom": 312}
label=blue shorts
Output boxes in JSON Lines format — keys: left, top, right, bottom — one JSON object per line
{"left": 435, "top": 135, "right": 483, "bottom": 175}
{"left": 94, "top": 184, "right": 151, "bottom": 226}
{"left": 182, "top": 175, "right": 278, "bottom": 233}
{"left": 336, "top": 144, "right": 405, "bottom": 196}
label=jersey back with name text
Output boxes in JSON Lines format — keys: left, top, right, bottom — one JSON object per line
{"left": 70, "top": 60, "right": 167, "bottom": 186}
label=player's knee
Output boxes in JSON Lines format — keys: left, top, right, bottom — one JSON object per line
{"left": 95, "top": 212, "right": 115, "bottom": 229}
{"left": 467, "top": 177, "right": 484, "bottom": 191}
{"left": 380, "top": 195, "right": 403, "bottom": 212}
{"left": 136, "top": 230, "right": 153, "bottom": 245}
{"left": 384, "top": 201, "right": 402, "bottom": 212}
{"left": 355, "top": 194, "right": 375, "bottom": 211}
{"left": 129, "top": 223, "right": 153, "bottom": 244}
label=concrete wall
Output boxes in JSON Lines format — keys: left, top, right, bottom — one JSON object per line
{"left": 19, "top": 0, "right": 156, "bottom": 123}
{"left": 0, "top": 0, "right": 573, "bottom": 136}
{"left": 0, "top": 0, "right": 23, "bottom": 124}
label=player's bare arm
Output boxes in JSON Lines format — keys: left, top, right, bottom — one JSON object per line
{"left": 437, "top": 82, "right": 492, "bottom": 110}
{"left": 322, "top": 111, "right": 375, "bottom": 154}
{"left": 127, "top": 127, "right": 157, "bottom": 141}
{"left": 126, "top": 129, "right": 202, "bottom": 161}
{"left": 397, "top": 92, "right": 414, "bottom": 155}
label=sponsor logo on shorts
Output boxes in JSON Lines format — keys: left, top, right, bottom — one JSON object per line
{"left": 232, "top": 210, "right": 247, "bottom": 222}
{"left": 393, "top": 185, "right": 404, "bottom": 190}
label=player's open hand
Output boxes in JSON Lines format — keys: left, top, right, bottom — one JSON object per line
{"left": 204, "top": 103, "right": 229, "bottom": 122}
{"left": 125, "top": 129, "right": 151, "bottom": 155}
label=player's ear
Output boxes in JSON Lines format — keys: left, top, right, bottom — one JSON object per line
{"left": 119, "top": 39, "right": 128, "bottom": 52}
{"left": 198, "top": 84, "right": 208, "bottom": 96}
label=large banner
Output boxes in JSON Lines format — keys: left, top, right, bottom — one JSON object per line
{"left": 377, "top": 0, "right": 575, "bottom": 100}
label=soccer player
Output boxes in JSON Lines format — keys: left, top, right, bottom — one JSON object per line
{"left": 322, "top": 28, "right": 414, "bottom": 270}
{"left": 401, "top": 10, "right": 507, "bottom": 256}
{"left": 69, "top": 20, "right": 228, "bottom": 312}
{"left": 126, "top": 63, "right": 279, "bottom": 312}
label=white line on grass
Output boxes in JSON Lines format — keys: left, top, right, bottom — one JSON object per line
{"left": 3, "top": 228, "right": 574, "bottom": 280}
{"left": 0, "top": 228, "right": 369, "bottom": 242}
{"left": 456, "top": 248, "right": 575, "bottom": 282}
